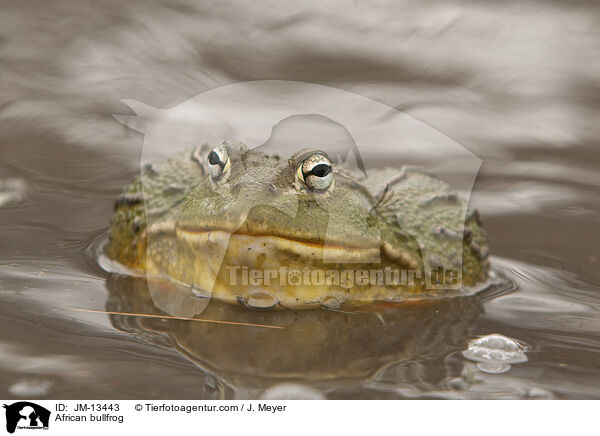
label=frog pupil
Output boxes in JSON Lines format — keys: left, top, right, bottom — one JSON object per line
{"left": 311, "top": 164, "right": 331, "bottom": 178}
{"left": 208, "top": 151, "right": 221, "bottom": 166}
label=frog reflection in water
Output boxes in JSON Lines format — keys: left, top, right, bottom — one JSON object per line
{"left": 106, "top": 274, "right": 485, "bottom": 395}
{"left": 107, "top": 135, "right": 490, "bottom": 307}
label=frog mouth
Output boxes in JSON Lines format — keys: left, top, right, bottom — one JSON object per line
{"left": 146, "top": 219, "right": 418, "bottom": 269}
{"left": 175, "top": 228, "right": 383, "bottom": 264}
{"left": 171, "top": 227, "right": 418, "bottom": 269}
{"left": 144, "top": 225, "right": 420, "bottom": 308}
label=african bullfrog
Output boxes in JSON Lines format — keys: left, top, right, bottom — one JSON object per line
{"left": 106, "top": 142, "right": 490, "bottom": 308}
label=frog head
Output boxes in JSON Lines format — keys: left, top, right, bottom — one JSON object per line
{"left": 145, "top": 141, "right": 422, "bottom": 307}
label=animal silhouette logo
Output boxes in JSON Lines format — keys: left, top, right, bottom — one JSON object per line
{"left": 3, "top": 402, "right": 50, "bottom": 434}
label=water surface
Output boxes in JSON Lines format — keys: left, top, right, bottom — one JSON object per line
{"left": 1, "top": 0, "right": 599, "bottom": 399}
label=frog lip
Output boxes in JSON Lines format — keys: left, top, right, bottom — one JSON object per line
{"left": 174, "top": 227, "right": 384, "bottom": 263}
{"left": 146, "top": 219, "right": 380, "bottom": 250}
{"left": 147, "top": 222, "right": 417, "bottom": 267}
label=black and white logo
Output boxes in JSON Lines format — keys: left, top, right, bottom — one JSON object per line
{"left": 3, "top": 402, "right": 50, "bottom": 434}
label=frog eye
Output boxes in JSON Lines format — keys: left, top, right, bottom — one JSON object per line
{"left": 297, "top": 152, "right": 334, "bottom": 191}
{"left": 207, "top": 145, "right": 231, "bottom": 180}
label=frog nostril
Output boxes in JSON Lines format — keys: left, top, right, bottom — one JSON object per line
{"left": 267, "top": 182, "right": 277, "bottom": 192}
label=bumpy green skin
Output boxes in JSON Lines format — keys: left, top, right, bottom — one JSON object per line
{"left": 107, "top": 143, "right": 489, "bottom": 302}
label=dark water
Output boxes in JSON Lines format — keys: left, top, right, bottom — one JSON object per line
{"left": 1, "top": 0, "right": 599, "bottom": 399}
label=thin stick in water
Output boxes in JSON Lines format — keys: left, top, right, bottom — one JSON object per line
{"left": 62, "top": 307, "right": 285, "bottom": 330}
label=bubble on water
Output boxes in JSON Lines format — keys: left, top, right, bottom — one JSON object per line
{"left": 260, "top": 383, "right": 325, "bottom": 400}
{"left": 462, "top": 333, "right": 527, "bottom": 374}
{"left": 476, "top": 362, "right": 512, "bottom": 373}
{"left": 241, "top": 291, "right": 277, "bottom": 310}
{"left": 321, "top": 296, "right": 342, "bottom": 309}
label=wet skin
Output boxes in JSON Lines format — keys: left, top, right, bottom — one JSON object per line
{"left": 107, "top": 142, "right": 489, "bottom": 307}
